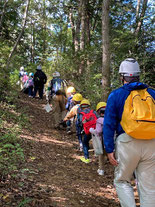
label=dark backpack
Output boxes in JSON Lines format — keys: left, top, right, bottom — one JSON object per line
{"left": 34, "top": 71, "right": 46, "bottom": 85}
{"left": 80, "top": 110, "right": 97, "bottom": 135}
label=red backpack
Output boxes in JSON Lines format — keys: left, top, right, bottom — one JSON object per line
{"left": 80, "top": 110, "right": 97, "bottom": 135}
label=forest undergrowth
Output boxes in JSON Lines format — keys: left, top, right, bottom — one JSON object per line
{"left": 0, "top": 92, "right": 139, "bottom": 207}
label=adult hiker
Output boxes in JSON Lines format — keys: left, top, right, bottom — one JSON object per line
{"left": 103, "top": 58, "right": 155, "bottom": 207}
{"left": 33, "top": 65, "right": 47, "bottom": 99}
{"left": 52, "top": 89, "right": 67, "bottom": 129}
{"left": 46, "top": 71, "right": 67, "bottom": 102}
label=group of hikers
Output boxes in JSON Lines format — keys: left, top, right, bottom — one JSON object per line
{"left": 19, "top": 58, "right": 155, "bottom": 207}
{"left": 19, "top": 65, "right": 47, "bottom": 98}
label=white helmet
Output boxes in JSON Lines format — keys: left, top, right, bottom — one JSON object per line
{"left": 119, "top": 58, "right": 140, "bottom": 77}
{"left": 37, "top": 65, "right": 42, "bottom": 70}
{"left": 20, "top": 66, "right": 24, "bottom": 71}
{"left": 53, "top": 71, "right": 60, "bottom": 77}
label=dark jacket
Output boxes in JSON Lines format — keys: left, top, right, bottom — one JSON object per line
{"left": 33, "top": 70, "right": 47, "bottom": 86}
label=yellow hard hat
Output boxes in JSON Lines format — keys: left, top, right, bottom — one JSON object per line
{"left": 66, "top": 86, "right": 76, "bottom": 94}
{"left": 72, "top": 93, "right": 83, "bottom": 102}
{"left": 80, "top": 99, "right": 90, "bottom": 106}
{"left": 96, "top": 102, "right": 106, "bottom": 111}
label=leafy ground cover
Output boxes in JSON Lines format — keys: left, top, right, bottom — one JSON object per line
{"left": 0, "top": 93, "right": 139, "bottom": 207}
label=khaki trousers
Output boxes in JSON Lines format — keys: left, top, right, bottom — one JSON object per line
{"left": 52, "top": 94, "right": 66, "bottom": 127}
{"left": 99, "top": 154, "right": 104, "bottom": 170}
{"left": 114, "top": 133, "right": 155, "bottom": 207}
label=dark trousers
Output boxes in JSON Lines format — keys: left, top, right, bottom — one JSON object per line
{"left": 83, "top": 134, "right": 92, "bottom": 159}
{"left": 33, "top": 84, "right": 44, "bottom": 99}
{"left": 28, "top": 86, "right": 33, "bottom": 96}
{"left": 76, "top": 123, "right": 83, "bottom": 146}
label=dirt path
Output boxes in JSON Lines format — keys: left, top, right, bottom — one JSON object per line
{"left": 1, "top": 93, "right": 139, "bottom": 207}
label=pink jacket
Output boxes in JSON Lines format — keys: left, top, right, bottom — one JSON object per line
{"left": 96, "top": 117, "right": 104, "bottom": 136}
{"left": 22, "top": 75, "right": 28, "bottom": 83}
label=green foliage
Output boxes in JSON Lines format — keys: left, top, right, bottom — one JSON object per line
{"left": 0, "top": 0, "right": 154, "bottom": 104}
{"left": 0, "top": 102, "right": 29, "bottom": 176}
{"left": 0, "top": 131, "right": 24, "bottom": 176}
{"left": 17, "top": 198, "right": 32, "bottom": 207}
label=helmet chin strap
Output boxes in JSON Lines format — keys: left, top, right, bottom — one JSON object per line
{"left": 121, "top": 75, "right": 140, "bottom": 84}
{"left": 120, "top": 75, "right": 126, "bottom": 85}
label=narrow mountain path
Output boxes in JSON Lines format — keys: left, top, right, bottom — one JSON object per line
{"left": 1, "top": 93, "right": 139, "bottom": 207}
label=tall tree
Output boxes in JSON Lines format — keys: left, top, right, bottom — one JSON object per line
{"left": 102, "top": 0, "right": 110, "bottom": 101}
{"left": 6, "top": 0, "right": 30, "bottom": 69}
{"left": 135, "top": 0, "right": 148, "bottom": 36}
{"left": 0, "top": 0, "right": 8, "bottom": 37}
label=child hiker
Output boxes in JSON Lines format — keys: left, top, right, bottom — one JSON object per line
{"left": 89, "top": 102, "right": 106, "bottom": 175}
{"left": 63, "top": 93, "right": 83, "bottom": 149}
{"left": 65, "top": 86, "right": 76, "bottom": 134}
{"left": 28, "top": 73, "right": 34, "bottom": 97}
{"left": 77, "top": 99, "right": 98, "bottom": 163}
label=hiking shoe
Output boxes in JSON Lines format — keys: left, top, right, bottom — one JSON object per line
{"left": 97, "top": 169, "right": 104, "bottom": 176}
{"left": 79, "top": 146, "right": 83, "bottom": 152}
{"left": 67, "top": 130, "right": 72, "bottom": 134}
{"left": 80, "top": 157, "right": 90, "bottom": 164}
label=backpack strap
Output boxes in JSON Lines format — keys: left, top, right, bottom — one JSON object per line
{"left": 80, "top": 111, "right": 85, "bottom": 116}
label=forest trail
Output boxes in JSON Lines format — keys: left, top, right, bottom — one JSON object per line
{"left": 1, "top": 93, "right": 139, "bottom": 207}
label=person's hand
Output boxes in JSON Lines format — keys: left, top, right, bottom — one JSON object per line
{"left": 89, "top": 128, "right": 94, "bottom": 134}
{"left": 107, "top": 152, "right": 118, "bottom": 166}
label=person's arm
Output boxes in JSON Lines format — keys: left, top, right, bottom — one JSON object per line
{"left": 95, "top": 118, "right": 103, "bottom": 135}
{"left": 103, "top": 92, "right": 118, "bottom": 166}
{"left": 65, "top": 97, "right": 71, "bottom": 110}
{"left": 64, "top": 105, "right": 78, "bottom": 121}
{"left": 44, "top": 73, "right": 47, "bottom": 84}
{"left": 107, "top": 153, "right": 118, "bottom": 166}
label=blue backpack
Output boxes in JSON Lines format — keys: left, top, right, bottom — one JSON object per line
{"left": 51, "top": 78, "right": 64, "bottom": 93}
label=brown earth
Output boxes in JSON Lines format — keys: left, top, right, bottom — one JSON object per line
{"left": 0, "top": 93, "right": 139, "bottom": 207}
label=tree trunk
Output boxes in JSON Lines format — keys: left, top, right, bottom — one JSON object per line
{"left": 43, "top": 0, "right": 47, "bottom": 62}
{"left": 102, "top": 0, "right": 110, "bottom": 101}
{"left": 136, "top": 0, "right": 141, "bottom": 19}
{"left": 31, "top": 20, "right": 35, "bottom": 63}
{"left": 75, "top": 17, "right": 81, "bottom": 52}
{"left": 80, "top": 0, "right": 85, "bottom": 50}
{"left": 0, "top": 0, "right": 8, "bottom": 37}
{"left": 75, "top": 0, "right": 81, "bottom": 52}
{"left": 85, "top": 0, "right": 90, "bottom": 46}
{"left": 6, "top": 0, "right": 30, "bottom": 69}
{"left": 69, "top": 8, "right": 75, "bottom": 52}
{"left": 135, "top": 0, "right": 148, "bottom": 36}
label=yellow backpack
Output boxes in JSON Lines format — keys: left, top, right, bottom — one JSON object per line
{"left": 120, "top": 88, "right": 155, "bottom": 139}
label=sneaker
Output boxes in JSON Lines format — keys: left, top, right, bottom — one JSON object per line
{"left": 67, "top": 130, "right": 72, "bottom": 134}
{"left": 80, "top": 157, "right": 90, "bottom": 164}
{"left": 79, "top": 146, "right": 83, "bottom": 152}
{"left": 97, "top": 169, "right": 104, "bottom": 176}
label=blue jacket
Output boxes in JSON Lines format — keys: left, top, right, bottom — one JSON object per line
{"left": 103, "top": 82, "right": 155, "bottom": 153}
{"left": 66, "top": 96, "right": 73, "bottom": 111}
